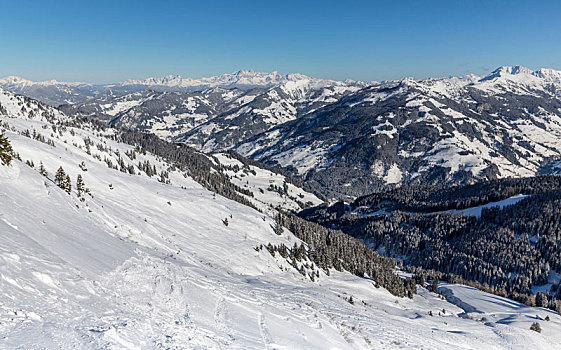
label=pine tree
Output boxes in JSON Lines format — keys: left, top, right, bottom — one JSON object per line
{"left": 431, "top": 278, "right": 439, "bottom": 293}
{"left": 76, "top": 174, "right": 85, "bottom": 199}
{"left": 39, "top": 161, "right": 47, "bottom": 177}
{"left": 55, "top": 166, "right": 66, "bottom": 189}
{"left": 273, "top": 214, "right": 284, "bottom": 235}
{"left": 64, "top": 174, "right": 71, "bottom": 194}
{"left": 0, "top": 132, "right": 14, "bottom": 166}
{"left": 530, "top": 322, "right": 541, "bottom": 333}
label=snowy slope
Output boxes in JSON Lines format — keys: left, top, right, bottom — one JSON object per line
{"left": 60, "top": 88, "right": 259, "bottom": 141}
{"left": 213, "top": 152, "right": 323, "bottom": 213}
{"left": 2, "top": 88, "right": 561, "bottom": 349}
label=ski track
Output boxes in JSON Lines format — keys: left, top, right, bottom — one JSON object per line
{"left": 258, "top": 312, "right": 274, "bottom": 350}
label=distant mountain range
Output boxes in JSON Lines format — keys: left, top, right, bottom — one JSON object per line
{"left": 4, "top": 66, "right": 561, "bottom": 199}
{"left": 0, "top": 70, "right": 349, "bottom": 106}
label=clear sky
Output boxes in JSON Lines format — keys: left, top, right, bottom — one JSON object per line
{"left": 1, "top": 0, "right": 560, "bottom": 83}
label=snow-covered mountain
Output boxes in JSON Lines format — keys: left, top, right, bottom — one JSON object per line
{"left": 57, "top": 66, "right": 561, "bottom": 199}
{"left": 0, "top": 70, "right": 342, "bottom": 107}
{"left": 122, "top": 70, "right": 315, "bottom": 89}
{"left": 178, "top": 79, "right": 366, "bottom": 151}
{"left": 237, "top": 66, "right": 561, "bottom": 198}
{"left": 2, "top": 81, "right": 560, "bottom": 349}
{"left": 60, "top": 87, "right": 265, "bottom": 139}
{"left": 62, "top": 78, "right": 366, "bottom": 151}
{"left": 0, "top": 76, "right": 108, "bottom": 106}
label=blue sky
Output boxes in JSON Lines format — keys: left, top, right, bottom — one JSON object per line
{"left": 0, "top": 0, "right": 560, "bottom": 83}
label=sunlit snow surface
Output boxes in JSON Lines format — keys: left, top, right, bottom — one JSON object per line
{"left": 436, "top": 194, "right": 529, "bottom": 218}
{"left": 1, "top": 89, "right": 561, "bottom": 348}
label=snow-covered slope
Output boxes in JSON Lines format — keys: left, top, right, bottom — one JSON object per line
{"left": 213, "top": 152, "right": 323, "bottom": 213}
{"left": 179, "top": 79, "right": 365, "bottom": 151}
{"left": 2, "top": 88, "right": 561, "bottom": 349}
{"left": 59, "top": 88, "right": 261, "bottom": 140}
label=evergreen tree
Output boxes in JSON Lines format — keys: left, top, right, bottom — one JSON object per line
{"left": 55, "top": 167, "right": 71, "bottom": 194}
{"left": 431, "top": 279, "right": 439, "bottom": 293}
{"left": 0, "top": 132, "right": 14, "bottom": 166}
{"left": 530, "top": 322, "right": 541, "bottom": 333}
{"left": 273, "top": 214, "right": 284, "bottom": 235}
{"left": 55, "top": 166, "right": 66, "bottom": 189}
{"left": 64, "top": 174, "right": 72, "bottom": 194}
{"left": 76, "top": 174, "right": 85, "bottom": 198}
{"left": 39, "top": 161, "right": 47, "bottom": 177}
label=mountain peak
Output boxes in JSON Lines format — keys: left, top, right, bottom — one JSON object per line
{"left": 480, "top": 65, "right": 536, "bottom": 82}
{"left": 493, "top": 65, "right": 533, "bottom": 75}
{"left": 476, "top": 65, "right": 561, "bottom": 87}
{"left": 0, "top": 76, "right": 33, "bottom": 85}
{"left": 122, "top": 70, "right": 316, "bottom": 89}
{"left": 0, "top": 75, "right": 88, "bottom": 87}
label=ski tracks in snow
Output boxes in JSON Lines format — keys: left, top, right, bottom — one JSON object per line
{"left": 258, "top": 312, "right": 274, "bottom": 349}
{"left": 213, "top": 296, "right": 237, "bottom": 346}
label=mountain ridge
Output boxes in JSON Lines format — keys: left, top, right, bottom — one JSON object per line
{"left": 0, "top": 70, "right": 348, "bottom": 106}
{"left": 7, "top": 65, "right": 561, "bottom": 200}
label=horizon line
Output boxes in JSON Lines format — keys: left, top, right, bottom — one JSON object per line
{"left": 0, "top": 64, "right": 557, "bottom": 86}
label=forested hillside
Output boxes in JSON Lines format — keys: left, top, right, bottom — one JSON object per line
{"left": 301, "top": 177, "right": 561, "bottom": 312}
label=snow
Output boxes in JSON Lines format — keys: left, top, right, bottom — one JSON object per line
{"left": 532, "top": 271, "right": 561, "bottom": 295}
{"left": 369, "top": 161, "right": 403, "bottom": 185}
{"left": 1, "top": 88, "right": 561, "bottom": 348}
{"left": 213, "top": 153, "right": 322, "bottom": 213}
{"left": 433, "top": 194, "right": 529, "bottom": 218}
{"left": 122, "top": 70, "right": 326, "bottom": 89}
{"left": 0, "top": 75, "right": 89, "bottom": 87}
{"left": 384, "top": 164, "right": 403, "bottom": 184}
{"left": 235, "top": 66, "right": 561, "bottom": 182}
{"left": 368, "top": 194, "right": 529, "bottom": 219}
{"left": 269, "top": 142, "right": 333, "bottom": 175}
{"left": 474, "top": 65, "right": 561, "bottom": 97}
{"left": 437, "top": 283, "right": 560, "bottom": 347}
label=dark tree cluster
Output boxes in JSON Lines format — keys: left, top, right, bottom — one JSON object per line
{"left": 276, "top": 212, "right": 416, "bottom": 298}
{"left": 54, "top": 166, "right": 72, "bottom": 194}
{"left": 301, "top": 176, "right": 561, "bottom": 311}
{"left": 353, "top": 175, "right": 561, "bottom": 213}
